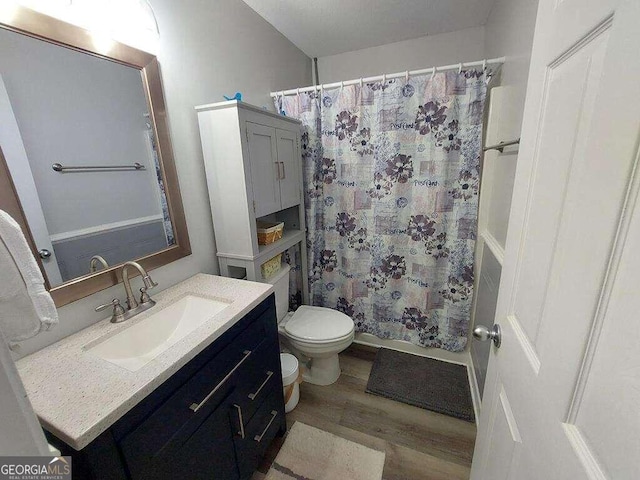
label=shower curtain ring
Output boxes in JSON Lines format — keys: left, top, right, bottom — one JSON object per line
{"left": 382, "top": 73, "right": 386, "bottom": 84}
{"left": 405, "top": 70, "right": 410, "bottom": 82}
{"left": 340, "top": 81, "right": 344, "bottom": 90}
{"left": 482, "top": 59, "right": 487, "bottom": 71}
{"left": 431, "top": 67, "right": 436, "bottom": 80}
{"left": 458, "top": 63, "right": 463, "bottom": 74}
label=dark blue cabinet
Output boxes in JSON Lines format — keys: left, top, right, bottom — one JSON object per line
{"left": 47, "top": 294, "right": 286, "bottom": 480}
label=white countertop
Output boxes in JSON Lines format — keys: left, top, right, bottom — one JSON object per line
{"left": 16, "top": 274, "right": 273, "bottom": 450}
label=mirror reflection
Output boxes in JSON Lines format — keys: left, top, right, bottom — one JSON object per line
{"left": 0, "top": 27, "right": 175, "bottom": 288}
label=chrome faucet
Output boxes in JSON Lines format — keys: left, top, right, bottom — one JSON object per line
{"left": 122, "top": 261, "right": 158, "bottom": 311}
{"left": 89, "top": 255, "right": 109, "bottom": 273}
{"left": 95, "top": 261, "right": 158, "bottom": 323}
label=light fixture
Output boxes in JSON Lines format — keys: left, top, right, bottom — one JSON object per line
{"left": 14, "top": 0, "right": 160, "bottom": 53}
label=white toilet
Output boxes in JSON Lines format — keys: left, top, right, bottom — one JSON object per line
{"left": 267, "top": 265, "right": 354, "bottom": 386}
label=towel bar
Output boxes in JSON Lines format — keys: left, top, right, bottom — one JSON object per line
{"left": 52, "top": 162, "right": 145, "bottom": 172}
{"left": 483, "top": 138, "right": 520, "bottom": 153}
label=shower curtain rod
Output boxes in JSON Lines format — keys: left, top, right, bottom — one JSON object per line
{"left": 270, "top": 56, "right": 505, "bottom": 97}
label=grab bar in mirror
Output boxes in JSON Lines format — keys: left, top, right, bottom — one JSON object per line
{"left": 483, "top": 138, "right": 520, "bottom": 153}
{"left": 52, "top": 162, "right": 145, "bottom": 172}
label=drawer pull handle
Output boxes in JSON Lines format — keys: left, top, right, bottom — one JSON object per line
{"left": 248, "top": 371, "right": 274, "bottom": 400}
{"left": 275, "top": 161, "right": 281, "bottom": 180}
{"left": 280, "top": 162, "right": 285, "bottom": 179}
{"left": 233, "top": 404, "right": 245, "bottom": 439}
{"left": 189, "top": 350, "right": 252, "bottom": 412}
{"left": 254, "top": 410, "right": 278, "bottom": 443}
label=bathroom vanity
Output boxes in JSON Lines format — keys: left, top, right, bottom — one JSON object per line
{"left": 16, "top": 275, "right": 285, "bottom": 480}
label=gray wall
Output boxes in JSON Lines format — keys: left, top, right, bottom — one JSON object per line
{"left": 317, "top": 26, "right": 485, "bottom": 84}
{"left": 0, "top": 28, "right": 162, "bottom": 236}
{"left": 470, "top": 0, "right": 540, "bottom": 395}
{"left": 484, "top": 0, "right": 540, "bottom": 135}
{"left": 15, "top": 0, "right": 312, "bottom": 357}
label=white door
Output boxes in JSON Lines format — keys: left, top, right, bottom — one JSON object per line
{"left": 0, "top": 76, "right": 63, "bottom": 285}
{"left": 275, "top": 128, "right": 301, "bottom": 211}
{"left": 471, "top": 0, "right": 640, "bottom": 479}
{"left": 246, "top": 122, "right": 280, "bottom": 218}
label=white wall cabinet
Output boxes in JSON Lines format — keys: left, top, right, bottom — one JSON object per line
{"left": 246, "top": 123, "right": 301, "bottom": 218}
{"left": 196, "top": 100, "right": 308, "bottom": 302}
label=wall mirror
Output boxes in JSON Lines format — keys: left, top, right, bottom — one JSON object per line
{"left": 0, "top": 6, "right": 190, "bottom": 306}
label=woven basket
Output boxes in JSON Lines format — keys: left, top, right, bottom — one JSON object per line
{"left": 256, "top": 221, "right": 284, "bottom": 245}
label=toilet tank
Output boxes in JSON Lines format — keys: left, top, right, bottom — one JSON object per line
{"left": 265, "top": 264, "right": 291, "bottom": 322}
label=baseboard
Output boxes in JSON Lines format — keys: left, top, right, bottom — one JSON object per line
{"left": 467, "top": 353, "right": 482, "bottom": 425}
{"left": 354, "top": 332, "right": 468, "bottom": 366}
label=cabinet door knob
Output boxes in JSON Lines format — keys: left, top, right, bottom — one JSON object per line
{"left": 39, "top": 249, "right": 52, "bottom": 259}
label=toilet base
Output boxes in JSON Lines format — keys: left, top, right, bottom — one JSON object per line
{"left": 302, "top": 354, "right": 341, "bottom": 386}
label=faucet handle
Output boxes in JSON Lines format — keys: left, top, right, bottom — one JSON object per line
{"left": 139, "top": 287, "right": 155, "bottom": 306}
{"left": 96, "top": 299, "right": 127, "bottom": 323}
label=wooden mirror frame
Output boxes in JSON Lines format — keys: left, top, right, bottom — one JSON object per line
{"left": 0, "top": 6, "right": 191, "bottom": 307}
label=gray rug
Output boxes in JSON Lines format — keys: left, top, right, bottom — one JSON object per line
{"left": 365, "top": 348, "right": 475, "bottom": 422}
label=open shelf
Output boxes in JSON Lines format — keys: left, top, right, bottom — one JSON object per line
{"left": 256, "top": 229, "right": 304, "bottom": 263}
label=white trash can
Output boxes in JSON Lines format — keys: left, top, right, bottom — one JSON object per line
{"left": 280, "top": 353, "right": 300, "bottom": 413}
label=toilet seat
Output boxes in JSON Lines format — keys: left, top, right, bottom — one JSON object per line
{"left": 284, "top": 306, "right": 354, "bottom": 343}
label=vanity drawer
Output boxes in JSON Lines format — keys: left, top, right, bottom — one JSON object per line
{"left": 230, "top": 338, "right": 282, "bottom": 429}
{"left": 120, "top": 312, "right": 270, "bottom": 477}
{"left": 233, "top": 390, "right": 285, "bottom": 480}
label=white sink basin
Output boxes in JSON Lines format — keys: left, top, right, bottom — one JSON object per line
{"left": 86, "top": 294, "right": 231, "bottom": 371}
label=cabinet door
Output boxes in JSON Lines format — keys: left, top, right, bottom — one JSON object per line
{"left": 138, "top": 396, "right": 239, "bottom": 480}
{"left": 246, "top": 122, "right": 280, "bottom": 217}
{"left": 275, "top": 129, "right": 301, "bottom": 210}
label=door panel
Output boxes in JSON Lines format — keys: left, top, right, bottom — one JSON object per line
{"left": 275, "top": 129, "right": 300, "bottom": 210}
{"left": 472, "top": 0, "right": 640, "bottom": 478}
{"left": 247, "top": 122, "right": 280, "bottom": 218}
{"left": 512, "top": 28, "right": 609, "bottom": 344}
{"left": 574, "top": 175, "right": 640, "bottom": 479}
{"left": 482, "top": 384, "right": 522, "bottom": 480}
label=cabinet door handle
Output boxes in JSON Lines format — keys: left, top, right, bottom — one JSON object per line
{"left": 280, "top": 162, "right": 285, "bottom": 179}
{"left": 274, "top": 161, "right": 281, "bottom": 180}
{"left": 233, "top": 404, "right": 245, "bottom": 439}
{"left": 254, "top": 410, "right": 278, "bottom": 443}
{"left": 189, "top": 350, "right": 252, "bottom": 412}
{"left": 248, "top": 371, "right": 273, "bottom": 400}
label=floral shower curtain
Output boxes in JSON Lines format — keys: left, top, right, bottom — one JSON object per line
{"left": 275, "top": 69, "right": 490, "bottom": 352}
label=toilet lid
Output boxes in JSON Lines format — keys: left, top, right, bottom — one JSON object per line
{"left": 285, "top": 306, "right": 354, "bottom": 342}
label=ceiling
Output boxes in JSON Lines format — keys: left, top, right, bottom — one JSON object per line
{"left": 240, "top": 0, "right": 497, "bottom": 58}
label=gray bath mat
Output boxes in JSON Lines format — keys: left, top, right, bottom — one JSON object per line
{"left": 365, "top": 348, "right": 475, "bottom": 422}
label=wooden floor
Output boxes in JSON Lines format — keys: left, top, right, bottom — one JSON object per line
{"left": 254, "top": 344, "right": 477, "bottom": 480}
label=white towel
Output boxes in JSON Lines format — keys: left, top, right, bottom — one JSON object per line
{"left": 0, "top": 210, "right": 58, "bottom": 344}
